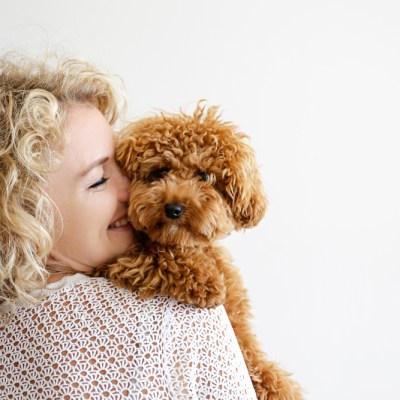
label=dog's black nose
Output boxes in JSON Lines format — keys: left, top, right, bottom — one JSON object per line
{"left": 164, "top": 203, "right": 185, "bottom": 219}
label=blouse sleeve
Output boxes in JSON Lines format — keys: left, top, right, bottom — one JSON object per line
{"left": 162, "top": 300, "right": 257, "bottom": 399}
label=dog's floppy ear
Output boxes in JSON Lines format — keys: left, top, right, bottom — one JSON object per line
{"left": 115, "top": 116, "right": 173, "bottom": 178}
{"left": 115, "top": 120, "right": 150, "bottom": 178}
{"left": 192, "top": 103, "right": 267, "bottom": 229}
{"left": 114, "top": 122, "right": 136, "bottom": 177}
{"left": 218, "top": 130, "right": 268, "bottom": 229}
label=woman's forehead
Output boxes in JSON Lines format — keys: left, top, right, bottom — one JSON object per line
{"left": 61, "top": 104, "right": 115, "bottom": 174}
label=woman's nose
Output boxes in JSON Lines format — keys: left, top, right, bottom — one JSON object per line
{"left": 116, "top": 168, "right": 131, "bottom": 202}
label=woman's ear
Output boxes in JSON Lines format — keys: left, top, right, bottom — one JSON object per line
{"left": 221, "top": 135, "right": 268, "bottom": 229}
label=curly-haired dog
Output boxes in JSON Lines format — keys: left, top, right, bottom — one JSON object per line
{"left": 96, "top": 103, "right": 303, "bottom": 400}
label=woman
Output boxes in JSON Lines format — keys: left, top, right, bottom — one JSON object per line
{"left": 0, "top": 54, "right": 257, "bottom": 399}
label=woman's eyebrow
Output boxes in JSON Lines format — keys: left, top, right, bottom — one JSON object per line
{"left": 79, "top": 156, "right": 109, "bottom": 178}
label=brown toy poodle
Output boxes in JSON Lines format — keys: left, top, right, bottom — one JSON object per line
{"left": 96, "top": 102, "right": 303, "bottom": 400}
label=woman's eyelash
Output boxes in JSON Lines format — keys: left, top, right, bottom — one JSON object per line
{"left": 88, "top": 176, "right": 109, "bottom": 189}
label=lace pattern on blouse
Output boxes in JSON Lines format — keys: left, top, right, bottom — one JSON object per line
{"left": 0, "top": 275, "right": 257, "bottom": 399}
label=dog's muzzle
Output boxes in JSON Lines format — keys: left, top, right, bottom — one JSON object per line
{"left": 164, "top": 203, "right": 185, "bottom": 220}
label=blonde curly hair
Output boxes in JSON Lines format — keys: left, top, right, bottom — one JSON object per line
{"left": 0, "top": 53, "right": 125, "bottom": 319}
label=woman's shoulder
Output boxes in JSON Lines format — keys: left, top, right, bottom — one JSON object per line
{"left": 46, "top": 273, "right": 226, "bottom": 316}
{"left": 3, "top": 273, "right": 228, "bottom": 330}
{"left": 0, "top": 273, "right": 229, "bottom": 365}
{"left": 0, "top": 272, "right": 233, "bottom": 371}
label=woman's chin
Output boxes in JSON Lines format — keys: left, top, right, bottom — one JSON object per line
{"left": 107, "top": 225, "right": 135, "bottom": 257}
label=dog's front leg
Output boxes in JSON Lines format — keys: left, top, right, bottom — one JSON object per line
{"left": 153, "top": 247, "right": 227, "bottom": 308}
{"left": 98, "top": 247, "right": 226, "bottom": 307}
{"left": 95, "top": 249, "right": 163, "bottom": 296}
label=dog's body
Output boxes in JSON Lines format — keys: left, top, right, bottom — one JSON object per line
{"left": 97, "top": 103, "right": 303, "bottom": 400}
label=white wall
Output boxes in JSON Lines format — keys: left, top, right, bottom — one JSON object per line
{"left": 1, "top": 1, "right": 399, "bottom": 399}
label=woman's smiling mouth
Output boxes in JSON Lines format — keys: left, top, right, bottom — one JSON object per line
{"left": 108, "top": 216, "right": 132, "bottom": 230}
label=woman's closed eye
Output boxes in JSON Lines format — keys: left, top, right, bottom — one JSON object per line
{"left": 88, "top": 176, "right": 109, "bottom": 189}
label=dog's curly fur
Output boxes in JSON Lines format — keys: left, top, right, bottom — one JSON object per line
{"left": 96, "top": 102, "right": 303, "bottom": 400}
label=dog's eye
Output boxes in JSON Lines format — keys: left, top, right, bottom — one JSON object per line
{"left": 199, "top": 171, "right": 209, "bottom": 181}
{"left": 148, "top": 167, "right": 170, "bottom": 181}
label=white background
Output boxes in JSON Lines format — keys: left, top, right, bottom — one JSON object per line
{"left": 1, "top": 1, "right": 400, "bottom": 399}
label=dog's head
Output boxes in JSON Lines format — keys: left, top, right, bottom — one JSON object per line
{"left": 117, "top": 103, "right": 267, "bottom": 247}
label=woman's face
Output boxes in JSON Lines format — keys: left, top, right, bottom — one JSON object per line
{"left": 48, "top": 103, "right": 134, "bottom": 274}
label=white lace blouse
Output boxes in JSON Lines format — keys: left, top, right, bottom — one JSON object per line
{"left": 0, "top": 274, "right": 257, "bottom": 399}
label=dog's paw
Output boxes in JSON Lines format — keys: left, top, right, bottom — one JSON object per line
{"left": 173, "top": 274, "right": 227, "bottom": 308}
